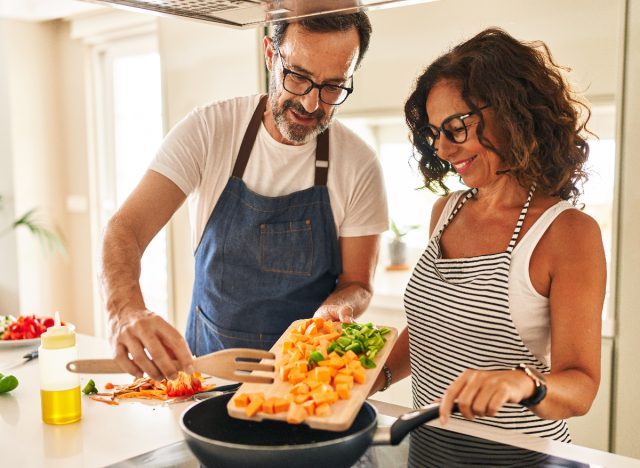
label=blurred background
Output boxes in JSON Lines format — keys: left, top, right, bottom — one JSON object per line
{"left": 0, "top": 0, "right": 638, "bottom": 458}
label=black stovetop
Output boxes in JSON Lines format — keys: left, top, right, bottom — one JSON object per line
{"left": 108, "top": 424, "right": 589, "bottom": 468}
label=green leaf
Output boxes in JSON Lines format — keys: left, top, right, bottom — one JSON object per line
{"left": 10, "top": 209, "right": 67, "bottom": 256}
{"left": 389, "top": 220, "right": 421, "bottom": 239}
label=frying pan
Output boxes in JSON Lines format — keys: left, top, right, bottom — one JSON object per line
{"left": 180, "top": 392, "right": 459, "bottom": 468}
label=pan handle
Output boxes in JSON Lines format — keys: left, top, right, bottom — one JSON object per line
{"left": 384, "top": 402, "right": 460, "bottom": 446}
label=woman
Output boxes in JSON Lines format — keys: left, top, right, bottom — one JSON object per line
{"left": 373, "top": 28, "right": 606, "bottom": 442}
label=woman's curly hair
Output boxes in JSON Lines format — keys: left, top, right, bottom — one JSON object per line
{"left": 404, "top": 27, "right": 591, "bottom": 202}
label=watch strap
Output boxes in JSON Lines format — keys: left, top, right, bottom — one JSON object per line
{"left": 380, "top": 364, "right": 392, "bottom": 392}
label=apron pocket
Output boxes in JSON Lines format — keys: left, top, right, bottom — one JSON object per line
{"left": 259, "top": 219, "right": 313, "bottom": 275}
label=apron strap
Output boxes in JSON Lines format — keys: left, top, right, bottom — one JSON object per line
{"left": 232, "top": 94, "right": 331, "bottom": 186}
{"left": 232, "top": 95, "right": 268, "bottom": 178}
{"left": 314, "top": 130, "right": 330, "bottom": 186}
{"left": 507, "top": 184, "right": 536, "bottom": 253}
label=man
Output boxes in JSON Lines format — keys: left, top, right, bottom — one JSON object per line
{"left": 101, "top": 12, "right": 388, "bottom": 381}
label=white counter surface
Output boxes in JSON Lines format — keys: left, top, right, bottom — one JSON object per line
{"left": 1, "top": 334, "right": 638, "bottom": 467}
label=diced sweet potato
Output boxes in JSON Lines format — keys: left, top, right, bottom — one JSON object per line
{"left": 274, "top": 398, "right": 291, "bottom": 413}
{"left": 336, "top": 383, "right": 350, "bottom": 400}
{"left": 352, "top": 368, "right": 366, "bottom": 384}
{"left": 302, "top": 399, "right": 316, "bottom": 416}
{"left": 233, "top": 393, "right": 249, "bottom": 407}
{"left": 286, "top": 402, "right": 307, "bottom": 424}
{"left": 261, "top": 398, "right": 275, "bottom": 414}
{"left": 315, "top": 403, "right": 331, "bottom": 417}
{"left": 289, "top": 369, "right": 307, "bottom": 384}
{"left": 312, "top": 390, "right": 338, "bottom": 406}
{"left": 291, "top": 382, "right": 310, "bottom": 395}
{"left": 245, "top": 394, "right": 265, "bottom": 417}
{"left": 294, "top": 393, "right": 311, "bottom": 404}
{"left": 313, "top": 366, "right": 331, "bottom": 383}
{"left": 334, "top": 374, "right": 354, "bottom": 388}
{"left": 304, "top": 321, "right": 318, "bottom": 336}
{"left": 342, "top": 350, "right": 358, "bottom": 361}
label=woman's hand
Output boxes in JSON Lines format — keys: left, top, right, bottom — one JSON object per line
{"left": 439, "top": 368, "right": 535, "bottom": 424}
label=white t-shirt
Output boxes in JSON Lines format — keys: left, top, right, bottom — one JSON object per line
{"left": 150, "top": 94, "right": 389, "bottom": 250}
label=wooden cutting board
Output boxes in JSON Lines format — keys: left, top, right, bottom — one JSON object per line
{"left": 226, "top": 321, "right": 398, "bottom": 432}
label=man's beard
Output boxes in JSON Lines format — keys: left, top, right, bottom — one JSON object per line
{"left": 269, "top": 74, "right": 335, "bottom": 144}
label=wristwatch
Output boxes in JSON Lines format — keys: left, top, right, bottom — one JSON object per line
{"left": 515, "top": 363, "right": 547, "bottom": 407}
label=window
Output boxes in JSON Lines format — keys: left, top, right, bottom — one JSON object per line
{"left": 90, "top": 34, "right": 169, "bottom": 336}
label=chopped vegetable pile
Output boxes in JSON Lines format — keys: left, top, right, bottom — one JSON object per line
{"left": 1, "top": 314, "right": 60, "bottom": 340}
{"left": 329, "top": 322, "right": 390, "bottom": 369}
{"left": 233, "top": 318, "right": 389, "bottom": 425}
{"left": 87, "top": 371, "right": 214, "bottom": 405}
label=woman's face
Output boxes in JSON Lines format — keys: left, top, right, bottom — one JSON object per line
{"left": 425, "top": 79, "right": 506, "bottom": 188}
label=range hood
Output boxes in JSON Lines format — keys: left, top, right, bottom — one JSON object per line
{"left": 80, "top": 0, "right": 435, "bottom": 29}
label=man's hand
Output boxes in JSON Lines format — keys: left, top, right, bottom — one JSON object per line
{"left": 313, "top": 304, "right": 355, "bottom": 323}
{"left": 109, "top": 309, "right": 194, "bottom": 381}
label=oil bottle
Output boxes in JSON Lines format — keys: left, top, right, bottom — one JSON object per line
{"left": 39, "top": 311, "right": 81, "bottom": 424}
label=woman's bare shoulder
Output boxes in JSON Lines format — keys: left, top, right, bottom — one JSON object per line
{"left": 546, "top": 206, "right": 604, "bottom": 260}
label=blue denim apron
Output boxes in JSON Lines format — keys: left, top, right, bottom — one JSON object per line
{"left": 185, "top": 95, "right": 341, "bottom": 355}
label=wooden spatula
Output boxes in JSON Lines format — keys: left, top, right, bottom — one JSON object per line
{"left": 66, "top": 348, "right": 275, "bottom": 384}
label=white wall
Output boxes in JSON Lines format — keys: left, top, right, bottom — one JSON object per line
{"left": 0, "top": 18, "right": 93, "bottom": 333}
{"left": 57, "top": 20, "right": 93, "bottom": 335}
{"left": 613, "top": 0, "right": 640, "bottom": 458}
{"left": 0, "top": 21, "right": 19, "bottom": 314}
{"left": 0, "top": 19, "right": 72, "bottom": 321}
{"left": 341, "top": 0, "right": 622, "bottom": 118}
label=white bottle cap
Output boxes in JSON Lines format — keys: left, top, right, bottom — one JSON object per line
{"left": 40, "top": 312, "right": 76, "bottom": 349}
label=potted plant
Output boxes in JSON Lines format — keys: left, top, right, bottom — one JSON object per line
{"left": 0, "top": 194, "right": 66, "bottom": 254}
{"left": 387, "top": 220, "right": 420, "bottom": 269}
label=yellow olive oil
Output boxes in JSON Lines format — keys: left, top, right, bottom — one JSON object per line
{"left": 41, "top": 386, "right": 81, "bottom": 425}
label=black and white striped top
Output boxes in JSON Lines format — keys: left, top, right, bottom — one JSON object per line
{"left": 404, "top": 187, "right": 571, "bottom": 442}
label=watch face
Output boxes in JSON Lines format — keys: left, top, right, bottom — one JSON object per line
{"left": 517, "top": 364, "right": 548, "bottom": 407}
{"left": 521, "top": 364, "right": 547, "bottom": 383}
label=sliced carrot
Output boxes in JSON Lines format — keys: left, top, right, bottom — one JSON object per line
{"left": 90, "top": 396, "right": 119, "bottom": 405}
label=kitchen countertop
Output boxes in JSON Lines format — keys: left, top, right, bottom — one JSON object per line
{"left": 1, "top": 334, "right": 639, "bottom": 467}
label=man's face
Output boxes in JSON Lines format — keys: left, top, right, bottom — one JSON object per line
{"left": 266, "top": 24, "right": 360, "bottom": 145}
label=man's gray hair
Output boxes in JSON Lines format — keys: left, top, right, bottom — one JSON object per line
{"left": 270, "top": 12, "right": 372, "bottom": 69}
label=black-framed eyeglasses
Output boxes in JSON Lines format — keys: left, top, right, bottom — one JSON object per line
{"left": 420, "top": 105, "right": 490, "bottom": 149}
{"left": 275, "top": 46, "right": 354, "bottom": 106}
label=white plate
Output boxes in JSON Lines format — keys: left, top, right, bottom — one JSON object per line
{"left": 0, "top": 337, "right": 40, "bottom": 349}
